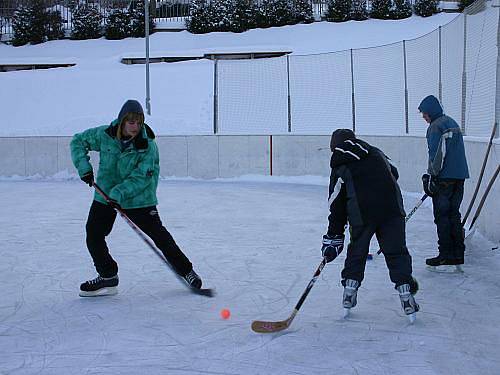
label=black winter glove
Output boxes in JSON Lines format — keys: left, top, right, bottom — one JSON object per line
{"left": 321, "top": 234, "right": 345, "bottom": 263}
{"left": 108, "top": 199, "right": 122, "bottom": 211}
{"left": 422, "top": 174, "right": 438, "bottom": 197}
{"left": 81, "top": 171, "right": 94, "bottom": 187}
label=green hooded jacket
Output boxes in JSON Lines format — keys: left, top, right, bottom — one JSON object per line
{"left": 70, "top": 120, "right": 159, "bottom": 209}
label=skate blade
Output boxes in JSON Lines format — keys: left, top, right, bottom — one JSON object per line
{"left": 426, "top": 265, "right": 464, "bottom": 274}
{"left": 79, "top": 287, "right": 118, "bottom": 297}
{"left": 407, "top": 313, "right": 416, "bottom": 324}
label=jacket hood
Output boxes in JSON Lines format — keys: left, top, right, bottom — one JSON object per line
{"left": 331, "top": 138, "right": 370, "bottom": 168}
{"left": 118, "top": 99, "right": 144, "bottom": 123}
{"left": 418, "top": 95, "right": 443, "bottom": 122}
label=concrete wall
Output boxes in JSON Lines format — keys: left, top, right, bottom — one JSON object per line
{"left": 1, "top": 135, "right": 498, "bottom": 243}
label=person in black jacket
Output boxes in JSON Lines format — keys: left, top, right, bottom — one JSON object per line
{"left": 321, "top": 129, "right": 419, "bottom": 320}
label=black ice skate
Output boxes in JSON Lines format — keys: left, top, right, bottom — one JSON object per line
{"left": 183, "top": 269, "right": 202, "bottom": 289}
{"left": 397, "top": 283, "right": 419, "bottom": 323}
{"left": 79, "top": 275, "right": 119, "bottom": 297}
{"left": 426, "top": 255, "right": 463, "bottom": 273}
{"left": 342, "top": 279, "right": 360, "bottom": 318}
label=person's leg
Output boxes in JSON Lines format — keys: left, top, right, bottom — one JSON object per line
{"left": 341, "top": 224, "right": 375, "bottom": 286}
{"left": 85, "top": 200, "right": 118, "bottom": 277}
{"left": 125, "top": 207, "right": 193, "bottom": 276}
{"left": 376, "top": 216, "right": 413, "bottom": 287}
{"left": 449, "top": 180, "right": 465, "bottom": 264}
{"left": 431, "top": 183, "right": 455, "bottom": 261}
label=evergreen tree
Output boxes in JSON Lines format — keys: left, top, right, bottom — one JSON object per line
{"left": 260, "top": 0, "right": 295, "bottom": 27}
{"left": 230, "top": 0, "right": 258, "bottom": 32}
{"left": 351, "top": 0, "right": 368, "bottom": 21}
{"left": 208, "top": 0, "right": 233, "bottom": 31}
{"left": 186, "top": 0, "right": 211, "bottom": 33}
{"left": 45, "top": 10, "right": 65, "bottom": 40}
{"left": 12, "top": 5, "right": 32, "bottom": 46}
{"left": 325, "top": 0, "right": 351, "bottom": 22}
{"left": 414, "top": 0, "right": 438, "bottom": 17}
{"left": 105, "top": 9, "right": 130, "bottom": 39}
{"left": 71, "top": 4, "right": 102, "bottom": 39}
{"left": 370, "top": 0, "right": 391, "bottom": 19}
{"left": 391, "top": 0, "right": 412, "bottom": 19}
{"left": 29, "top": 0, "right": 46, "bottom": 44}
{"left": 293, "top": 0, "right": 314, "bottom": 24}
{"left": 129, "top": 0, "right": 155, "bottom": 37}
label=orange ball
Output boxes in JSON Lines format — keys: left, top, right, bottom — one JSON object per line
{"left": 220, "top": 308, "right": 231, "bottom": 319}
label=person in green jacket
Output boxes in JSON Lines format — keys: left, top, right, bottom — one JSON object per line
{"left": 71, "top": 99, "right": 203, "bottom": 296}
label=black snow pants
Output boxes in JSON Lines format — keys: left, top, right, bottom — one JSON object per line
{"left": 341, "top": 215, "right": 413, "bottom": 288}
{"left": 85, "top": 200, "right": 192, "bottom": 278}
{"left": 432, "top": 179, "right": 465, "bottom": 262}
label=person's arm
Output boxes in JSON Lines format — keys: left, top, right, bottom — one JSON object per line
{"left": 427, "top": 124, "right": 443, "bottom": 176}
{"left": 327, "top": 172, "right": 348, "bottom": 236}
{"left": 108, "top": 141, "right": 158, "bottom": 204}
{"left": 70, "top": 126, "right": 103, "bottom": 178}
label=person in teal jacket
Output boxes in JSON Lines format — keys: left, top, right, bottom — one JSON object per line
{"left": 418, "top": 95, "right": 469, "bottom": 268}
{"left": 71, "top": 99, "right": 203, "bottom": 296}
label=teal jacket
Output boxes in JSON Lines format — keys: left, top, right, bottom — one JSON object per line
{"left": 70, "top": 121, "right": 160, "bottom": 209}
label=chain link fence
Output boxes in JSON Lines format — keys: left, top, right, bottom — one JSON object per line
{"left": 216, "top": 0, "right": 500, "bottom": 137}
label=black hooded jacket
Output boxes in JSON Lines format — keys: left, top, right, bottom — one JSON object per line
{"left": 327, "top": 138, "right": 405, "bottom": 236}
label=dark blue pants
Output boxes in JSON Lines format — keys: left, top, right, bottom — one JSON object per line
{"left": 431, "top": 179, "right": 465, "bottom": 261}
{"left": 85, "top": 200, "right": 192, "bottom": 278}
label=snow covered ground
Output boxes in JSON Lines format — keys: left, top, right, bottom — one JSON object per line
{"left": 1, "top": 178, "right": 500, "bottom": 375}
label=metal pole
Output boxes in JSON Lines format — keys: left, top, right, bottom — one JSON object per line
{"left": 461, "top": 14, "right": 467, "bottom": 133}
{"left": 403, "top": 40, "right": 409, "bottom": 134}
{"left": 145, "top": 0, "right": 151, "bottom": 115}
{"left": 213, "top": 59, "right": 218, "bottom": 134}
{"left": 438, "top": 26, "right": 443, "bottom": 103}
{"left": 350, "top": 49, "right": 356, "bottom": 132}
{"left": 286, "top": 55, "right": 292, "bottom": 133}
{"left": 495, "top": 3, "right": 500, "bottom": 138}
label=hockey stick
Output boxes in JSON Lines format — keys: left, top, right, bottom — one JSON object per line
{"left": 251, "top": 258, "right": 327, "bottom": 333}
{"left": 93, "top": 183, "right": 215, "bottom": 297}
{"left": 368, "top": 193, "right": 428, "bottom": 259}
{"left": 462, "top": 122, "right": 498, "bottom": 226}
{"left": 466, "top": 164, "right": 500, "bottom": 236}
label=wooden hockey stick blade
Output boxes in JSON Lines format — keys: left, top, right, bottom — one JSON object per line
{"left": 251, "top": 316, "right": 294, "bottom": 333}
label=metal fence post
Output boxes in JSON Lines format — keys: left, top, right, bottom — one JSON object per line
{"left": 461, "top": 13, "right": 468, "bottom": 134}
{"left": 145, "top": 0, "right": 151, "bottom": 115}
{"left": 403, "top": 40, "right": 409, "bottom": 134}
{"left": 213, "top": 59, "right": 218, "bottom": 134}
{"left": 438, "top": 26, "right": 443, "bottom": 103}
{"left": 286, "top": 55, "right": 292, "bottom": 133}
{"left": 350, "top": 49, "right": 356, "bottom": 132}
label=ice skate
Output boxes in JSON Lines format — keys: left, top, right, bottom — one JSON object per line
{"left": 183, "top": 269, "right": 202, "bottom": 289}
{"left": 426, "top": 255, "right": 464, "bottom": 273}
{"left": 397, "top": 283, "right": 419, "bottom": 323}
{"left": 79, "top": 275, "right": 119, "bottom": 297}
{"left": 342, "top": 279, "right": 359, "bottom": 318}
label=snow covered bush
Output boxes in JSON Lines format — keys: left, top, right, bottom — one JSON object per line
{"left": 260, "top": 0, "right": 295, "bottom": 27}
{"left": 414, "top": 0, "right": 439, "bottom": 17}
{"left": 12, "top": 6, "right": 32, "bottom": 46}
{"left": 350, "top": 0, "right": 368, "bottom": 21}
{"left": 293, "top": 0, "right": 314, "bottom": 24}
{"left": 370, "top": 0, "right": 391, "bottom": 19}
{"left": 71, "top": 4, "right": 102, "bottom": 40}
{"left": 230, "top": 0, "right": 258, "bottom": 32}
{"left": 105, "top": 9, "right": 130, "bottom": 39}
{"left": 325, "top": 0, "right": 352, "bottom": 22}
{"left": 390, "top": 0, "right": 412, "bottom": 19}
{"left": 186, "top": 0, "right": 211, "bottom": 33}
{"left": 45, "top": 9, "right": 65, "bottom": 40}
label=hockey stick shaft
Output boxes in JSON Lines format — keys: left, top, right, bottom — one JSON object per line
{"left": 251, "top": 258, "right": 327, "bottom": 333}
{"left": 468, "top": 164, "right": 500, "bottom": 231}
{"left": 92, "top": 183, "right": 215, "bottom": 296}
{"left": 462, "top": 122, "right": 498, "bottom": 225}
{"left": 375, "top": 193, "right": 428, "bottom": 256}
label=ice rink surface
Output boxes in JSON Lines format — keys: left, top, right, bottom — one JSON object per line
{"left": 1, "top": 179, "right": 500, "bottom": 375}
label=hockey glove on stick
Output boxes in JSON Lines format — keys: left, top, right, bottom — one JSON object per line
{"left": 422, "top": 174, "right": 438, "bottom": 197}
{"left": 81, "top": 171, "right": 94, "bottom": 187}
{"left": 321, "top": 234, "right": 345, "bottom": 263}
